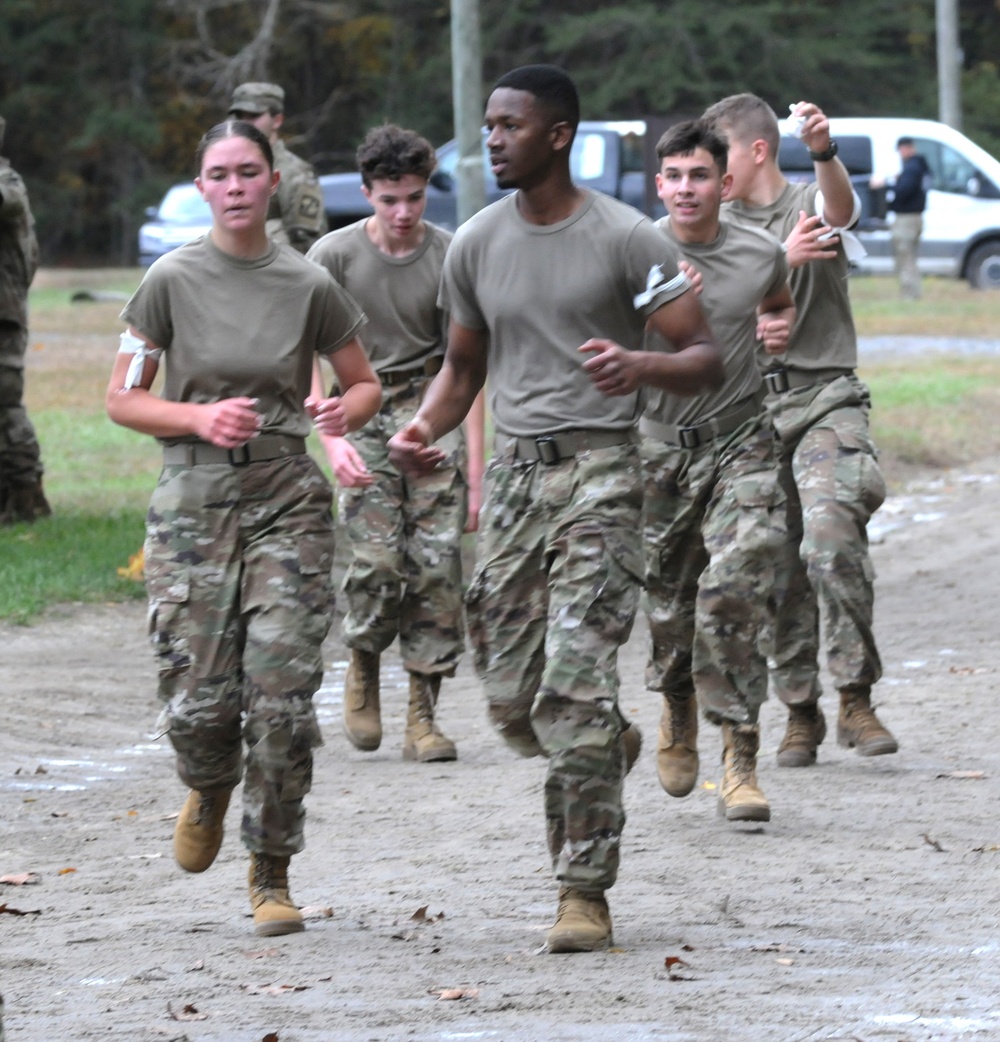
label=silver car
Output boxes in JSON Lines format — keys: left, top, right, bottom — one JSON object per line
{"left": 137, "top": 182, "right": 212, "bottom": 266}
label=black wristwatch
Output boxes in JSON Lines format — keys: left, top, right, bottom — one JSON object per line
{"left": 809, "top": 140, "right": 839, "bottom": 162}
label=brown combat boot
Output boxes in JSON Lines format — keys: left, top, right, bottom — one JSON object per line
{"left": 546, "top": 887, "right": 612, "bottom": 953}
{"left": 718, "top": 722, "right": 770, "bottom": 822}
{"left": 776, "top": 703, "right": 827, "bottom": 767}
{"left": 621, "top": 721, "right": 642, "bottom": 776}
{"left": 655, "top": 692, "right": 699, "bottom": 797}
{"left": 173, "top": 788, "right": 233, "bottom": 872}
{"left": 342, "top": 648, "right": 381, "bottom": 751}
{"left": 837, "top": 688, "right": 898, "bottom": 756}
{"left": 248, "top": 853, "right": 304, "bottom": 936}
{"left": 403, "top": 672, "right": 457, "bottom": 762}
{"left": 0, "top": 479, "right": 52, "bottom": 525}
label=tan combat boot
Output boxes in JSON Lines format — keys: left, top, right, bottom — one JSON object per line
{"left": 837, "top": 688, "right": 898, "bottom": 756}
{"left": 655, "top": 692, "right": 699, "bottom": 797}
{"left": 248, "top": 853, "right": 304, "bottom": 936}
{"left": 403, "top": 673, "right": 457, "bottom": 762}
{"left": 621, "top": 721, "right": 643, "bottom": 776}
{"left": 546, "top": 887, "right": 613, "bottom": 953}
{"left": 343, "top": 648, "right": 381, "bottom": 751}
{"left": 718, "top": 722, "right": 770, "bottom": 822}
{"left": 173, "top": 788, "right": 233, "bottom": 872}
{"left": 776, "top": 703, "right": 827, "bottom": 767}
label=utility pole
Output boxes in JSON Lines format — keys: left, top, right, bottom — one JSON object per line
{"left": 450, "top": 0, "right": 486, "bottom": 226}
{"left": 936, "top": 0, "right": 962, "bottom": 129}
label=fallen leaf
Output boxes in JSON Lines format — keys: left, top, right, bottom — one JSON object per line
{"left": 0, "top": 903, "right": 42, "bottom": 916}
{"left": 58, "top": 867, "right": 77, "bottom": 876}
{"left": 948, "top": 665, "right": 988, "bottom": 676}
{"left": 242, "top": 948, "right": 281, "bottom": 960}
{"left": 432, "top": 987, "right": 479, "bottom": 1001}
{"left": 775, "top": 958, "right": 794, "bottom": 966}
{"left": 51, "top": 811, "right": 69, "bottom": 818}
{"left": 167, "top": 1002, "right": 208, "bottom": 1021}
{"left": 922, "top": 833, "right": 945, "bottom": 852}
{"left": 0, "top": 873, "right": 40, "bottom": 886}
{"left": 262, "top": 1034, "right": 279, "bottom": 1042}
{"left": 411, "top": 905, "right": 445, "bottom": 923}
{"left": 936, "top": 770, "right": 986, "bottom": 780}
{"left": 241, "top": 983, "right": 309, "bottom": 996}
{"left": 127, "top": 809, "right": 139, "bottom": 817}
{"left": 189, "top": 960, "right": 204, "bottom": 971}
{"left": 34, "top": 765, "right": 48, "bottom": 775}
{"left": 299, "top": 905, "right": 334, "bottom": 920}
{"left": 973, "top": 844, "right": 1000, "bottom": 853}
{"left": 701, "top": 780, "right": 717, "bottom": 791}
{"left": 118, "top": 548, "right": 145, "bottom": 582}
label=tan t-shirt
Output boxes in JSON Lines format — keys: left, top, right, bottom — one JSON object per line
{"left": 307, "top": 219, "right": 451, "bottom": 374}
{"left": 441, "top": 190, "right": 689, "bottom": 438}
{"left": 645, "top": 217, "right": 786, "bottom": 426}
{"left": 724, "top": 181, "right": 857, "bottom": 373}
{"left": 121, "top": 236, "right": 365, "bottom": 443}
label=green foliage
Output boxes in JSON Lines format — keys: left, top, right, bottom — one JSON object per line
{"left": 3, "top": 0, "right": 1000, "bottom": 263}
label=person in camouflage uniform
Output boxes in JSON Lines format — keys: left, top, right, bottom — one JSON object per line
{"left": 389, "top": 66, "right": 722, "bottom": 953}
{"left": 228, "top": 82, "right": 327, "bottom": 253}
{"left": 0, "top": 114, "right": 51, "bottom": 525}
{"left": 642, "top": 121, "right": 794, "bottom": 823}
{"left": 704, "top": 94, "right": 898, "bottom": 768}
{"left": 106, "top": 119, "right": 380, "bottom": 936}
{"left": 308, "top": 124, "right": 484, "bottom": 764}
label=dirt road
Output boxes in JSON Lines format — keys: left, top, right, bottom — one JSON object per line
{"left": 2, "top": 462, "right": 999, "bottom": 1042}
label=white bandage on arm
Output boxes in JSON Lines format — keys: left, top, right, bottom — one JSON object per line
{"left": 118, "top": 330, "right": 162, "bottom": 389}
{"left": 815, "top": 189, "right": 867, "bottom": 262}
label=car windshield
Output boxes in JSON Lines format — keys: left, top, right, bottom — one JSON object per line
{"left": 159, "top": 184, "right": 212, "bottom": 223}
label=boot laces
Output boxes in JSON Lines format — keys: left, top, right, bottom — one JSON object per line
{"left": 665, "top": 692, "right": 692, "bottom": 745}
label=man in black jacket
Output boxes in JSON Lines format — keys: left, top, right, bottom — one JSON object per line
{"left": 884, "top": 136, "right": 932, "bottom": 299}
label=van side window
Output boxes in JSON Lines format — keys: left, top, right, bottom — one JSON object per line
{"left": 914, "top": 138, "right": 998, "bottom": 197}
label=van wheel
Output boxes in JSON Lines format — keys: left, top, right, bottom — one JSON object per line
{"left": 966, "top": 241, "right": 1000, "bottom": 289}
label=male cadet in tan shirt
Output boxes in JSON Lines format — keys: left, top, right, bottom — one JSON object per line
{"left": 389, "top": 65, "right": 722, "bottom": 954}
{"left": 703, "top": 94, "right": 897, "bottom": 769}
{"left": 642, "top": 120, "right": 794, "bottom": 823}
{"left": 228, "top": 82, "right": 327, "bottom": 253}
{"left": 308, "top": 124, "right": 484, "bottom": 764}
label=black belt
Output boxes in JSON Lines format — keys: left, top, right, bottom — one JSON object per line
{"left": 501, "top": 428, "right": 634, "bottom": 465}
{"left": 379, "top": 356, "right": 443, "bottom": 387}
{"left": 764, "top": 366, "right": 852, "bottom": 395}
{"left": 162, "top": 434, "right": 306, "bottom": 467}
{"left": 639, "top": 391, "right": 763, "bottom": 449}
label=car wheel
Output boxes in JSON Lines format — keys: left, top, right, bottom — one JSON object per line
{"left": 965, "top": 240, "right": 1000, "bottom": 289}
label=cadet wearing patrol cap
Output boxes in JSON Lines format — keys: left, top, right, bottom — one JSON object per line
{"left": 0, "top": 113, "right": 51, "bottom": 524}
{"left": 228, "top": 82, "right": 327, "bottom": 253}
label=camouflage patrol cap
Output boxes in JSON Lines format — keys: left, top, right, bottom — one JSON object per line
{"left": 228, "top": 82, "right": 285, "bottom": 116}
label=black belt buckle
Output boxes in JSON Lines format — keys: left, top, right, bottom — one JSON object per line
{"left": 765, "top": 368, "right": 790, "bottom": 394}
{"left": 679, "top": 427, "right": 701, "bottom": 450}
{"left": 534, "top": 436, "right": 562, "bottom": 465}
{"left": 228, "top": 444, "right": 252, "bottom": 466}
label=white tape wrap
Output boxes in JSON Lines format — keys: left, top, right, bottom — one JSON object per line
{"left": 118, "top": 331, "right": 162, "bottom": 389}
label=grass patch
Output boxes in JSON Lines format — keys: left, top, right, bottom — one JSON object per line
{"left": 0, "top": 509, "right": 148, "bottom": 624}
{"left": 5, "top": 268, "right": 1000, "bottom": 622}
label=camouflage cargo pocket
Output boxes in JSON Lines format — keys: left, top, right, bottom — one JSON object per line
{"left": 145, "top": 566, "right": 191, "bottom": 681}
{"left": 834, "top": 430, "right": 886, "bottom": 519}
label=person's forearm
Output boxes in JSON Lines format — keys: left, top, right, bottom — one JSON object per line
{"left": 416, "top": 359, "right": 487, "bottom": 444}
{"left": 106, "top": 387, "right": 204, "bottom": 439}
{"left": 340, "top": 379, "right": 382, "bottom": 433}
{"left": 634, "top": 341, "right": 724, "bottom": 397}
{"left": 815, "top": 158, "right": 855, "bottom": 228}
{"left": 463, "top": 389, "right": 486, "bottom": 487}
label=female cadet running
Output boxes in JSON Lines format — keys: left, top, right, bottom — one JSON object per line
{"left": 105, "top": 120, "right": 381, "bottom": 936}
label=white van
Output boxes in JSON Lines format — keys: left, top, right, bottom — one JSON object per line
{"left": 780, "top": 117, "right": 1000, "bottom": 288}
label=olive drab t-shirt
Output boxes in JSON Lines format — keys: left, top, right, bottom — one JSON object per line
{"left": 121, "top": 236, "right": 365, "bottom": 443}
{"left": 724, "top": 181, "right": 857, "bottom": 373}
{"left": 440, "top": 190, "right": 690, "bottom": 439}
{"left": 306, "top": 219, "right": 452, "bottom": 374}
{"left": 645, "top": 217, "right": 787, "bottom": 427}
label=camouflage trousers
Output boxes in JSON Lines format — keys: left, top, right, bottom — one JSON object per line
{"left": 465, "top": 436, "right": 642, "bottom": 891}
{"left": 764, "top": 374, "right": 886, "bottom": 704}
{"left": 144, "top": 453, "right": 335, "bottom": 857}
{"left": 642, "top": 418, "right": 786, "bottom": 725}
{"left": 0, "top": 322, "right": 43, "bottom": 488}
{"left": 339, "top": 378, "right": 467, "bottom": 674}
